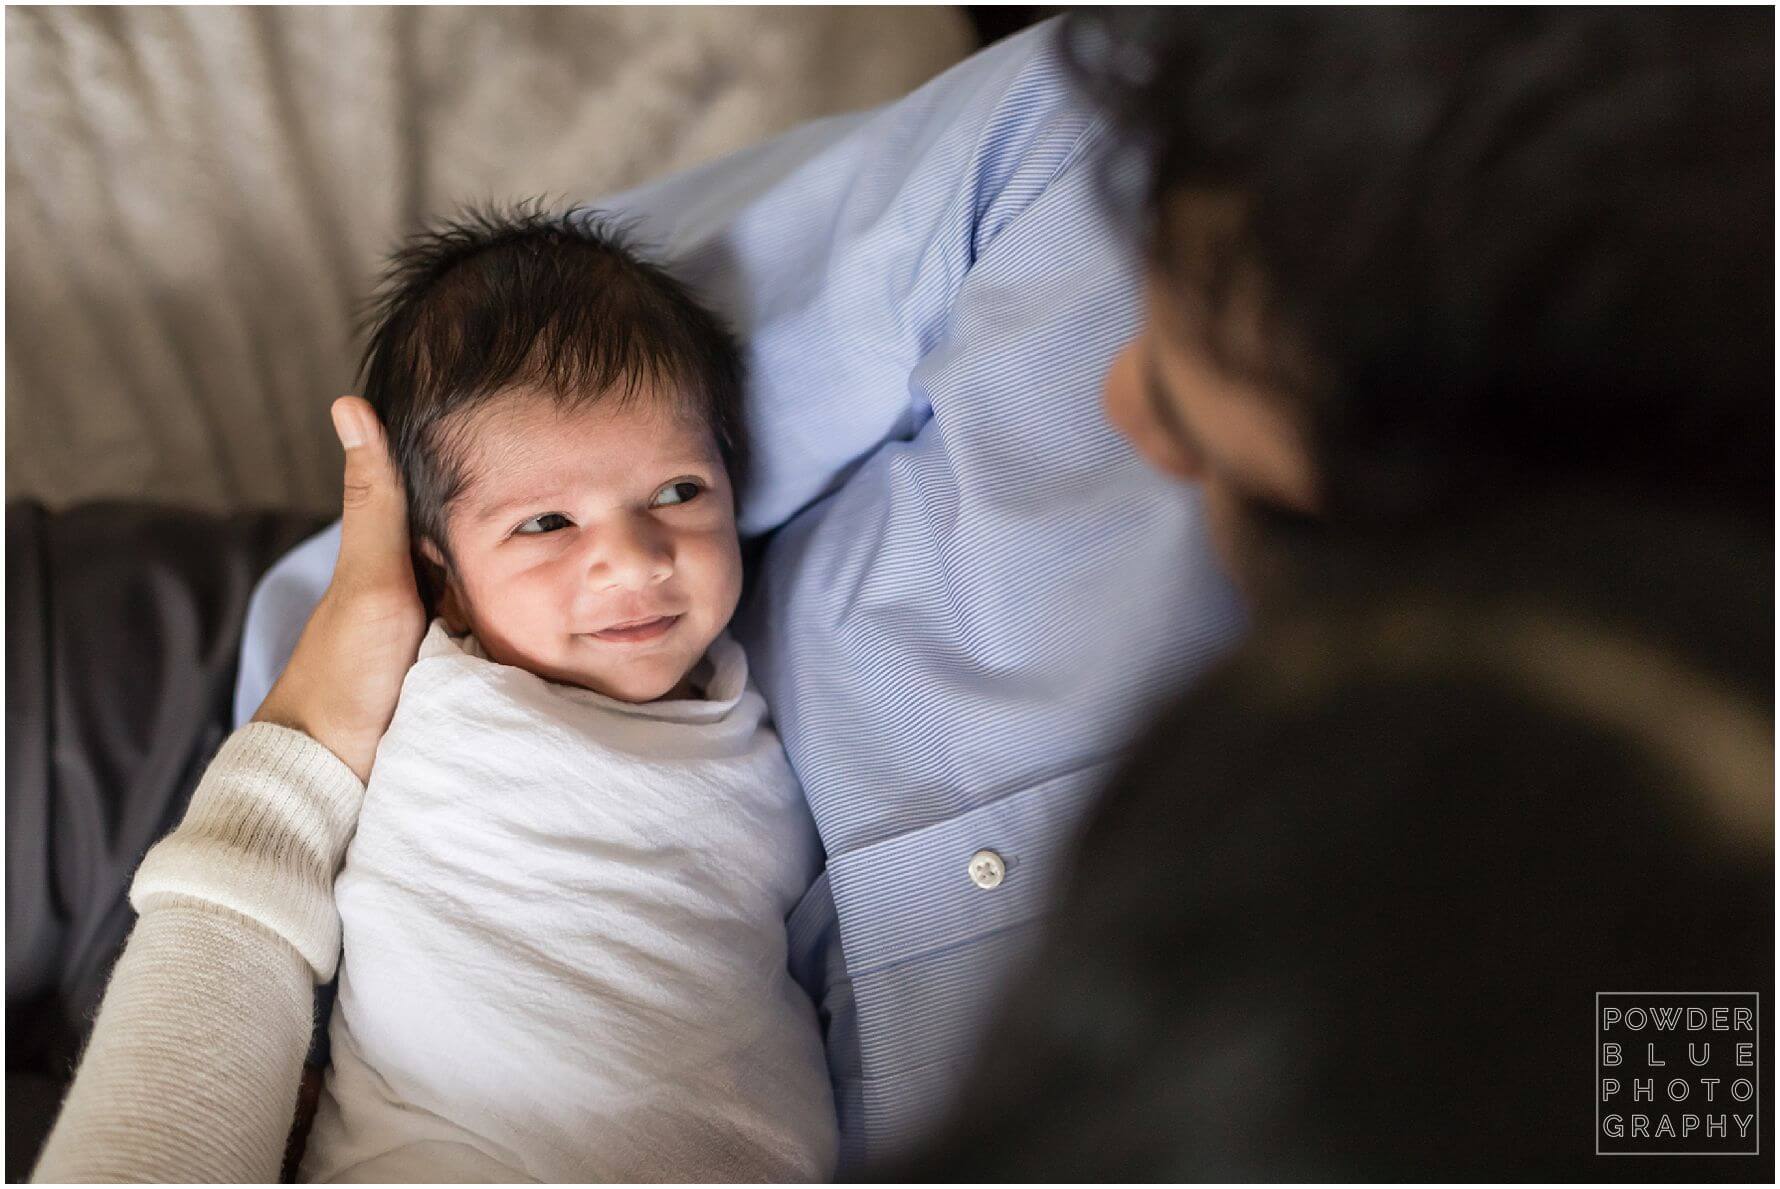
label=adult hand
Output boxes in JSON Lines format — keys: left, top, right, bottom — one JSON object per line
{"left": 253, "top": 397, "right": 425, "bottom": 783}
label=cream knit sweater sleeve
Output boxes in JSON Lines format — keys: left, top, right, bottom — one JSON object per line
{"left": 32, "top": 723, "right": 365, "bottom": 1183}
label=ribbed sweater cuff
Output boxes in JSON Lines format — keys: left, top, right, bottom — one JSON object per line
{"left": 130, "top": 722, "right": 365, "bottom": 981}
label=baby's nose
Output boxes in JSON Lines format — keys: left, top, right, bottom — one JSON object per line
{"left": 587, "top": 518, "right": 672, "bottom": 588}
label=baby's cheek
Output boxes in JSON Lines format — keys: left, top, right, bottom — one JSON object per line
{"left": 686, "top": 532, "right": 744, "bottom": 624}
{"left": 471, "top": 563, "right": 576, "bottom": 651}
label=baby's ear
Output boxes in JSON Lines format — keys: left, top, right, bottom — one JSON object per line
{"left": 415, "top": 538, "right": 469, "bottom": 634}
{"left": 434, "top": 585, "right": 469, "bottom": 637}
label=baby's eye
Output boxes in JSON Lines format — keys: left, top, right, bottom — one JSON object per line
{"left": 513, "top": 512, "right": 574, "bottom": 535}
{"left": 650, "top": 480, "right": 704, "bottom": 508}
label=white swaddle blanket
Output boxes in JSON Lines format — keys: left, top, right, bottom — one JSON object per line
{"left": 300, "top": 622, "right": 836, "bottom": 1182}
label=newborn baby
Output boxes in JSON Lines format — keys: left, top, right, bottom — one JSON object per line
{"left": 299, "top": 206, "right": 836, "bottom": 1182}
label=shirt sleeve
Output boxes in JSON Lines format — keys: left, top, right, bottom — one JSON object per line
{"left": 598, "top": 15, "right": 1103, "bottom": 536}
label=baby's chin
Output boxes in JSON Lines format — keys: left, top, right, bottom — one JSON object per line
{"left": 545, "top": 640, "right": 707, "bottom": 703}
{"left": 465, "top": 618, "right": 714, "bottom": 703}
{"left": 561, "top": 665, "right": 690, "bottom": 703}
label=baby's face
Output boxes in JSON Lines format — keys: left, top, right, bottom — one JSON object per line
{"left": 428, "top": 389, "right": 743, "bottom": 702}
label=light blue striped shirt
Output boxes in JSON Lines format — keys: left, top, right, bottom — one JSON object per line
{"left": 235, "top": 18, "right": 1245, "bottom": 1169}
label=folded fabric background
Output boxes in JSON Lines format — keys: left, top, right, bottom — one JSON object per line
{"left": 4, "top": 6, "right": 971, "bottom": 513}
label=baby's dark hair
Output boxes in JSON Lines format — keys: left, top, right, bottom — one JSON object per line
{"left": 357, "top": 201, "right": 746, "bottom": 560}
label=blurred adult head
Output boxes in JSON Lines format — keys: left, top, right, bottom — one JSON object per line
{"left": 881, "top": 10, "right": 1772, "bottom": 1181}
{"left": 1084, "top": 8, "right": 1772, "bottom": 589}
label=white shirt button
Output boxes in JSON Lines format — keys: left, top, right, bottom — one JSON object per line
{"left": 967, "top": 848, "right": 1006, "bottom": 890}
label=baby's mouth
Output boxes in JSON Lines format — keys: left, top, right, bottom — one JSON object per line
{"left": 590, "top": 614, "right": 680, "bottom": 644}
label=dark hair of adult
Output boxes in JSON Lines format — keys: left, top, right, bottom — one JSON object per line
{"left": 357, "top": 201, "right": 746, "bottom": 581}
{"left": 1065, "top": 7, "right": 1773, "bottom": 534}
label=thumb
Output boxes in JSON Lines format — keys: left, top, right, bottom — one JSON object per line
{"left": 331, "top": 396, "right": 411, "bottom": 584}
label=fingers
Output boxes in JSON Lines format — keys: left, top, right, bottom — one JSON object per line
{"left": 331, "top": 396, "right": 411, "bottom": 587}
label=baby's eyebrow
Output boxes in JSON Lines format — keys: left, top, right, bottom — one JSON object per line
{"left": 470, "top": 492, "right": 560, "bottom": 524}
{"left": 467, "top": 463, "right": 717, "bottom": 524}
